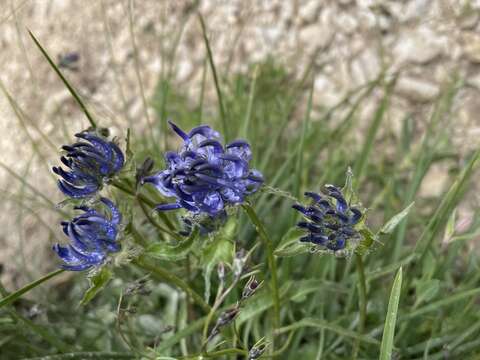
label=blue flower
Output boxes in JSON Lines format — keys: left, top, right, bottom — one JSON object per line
{"left": 53, "top": 197, "right": 122, "bottom": 271}
{"left": 292, "top": 185, "right": 362, "bottom": 251}
{"left": 52, "top": 132, "right": 124, "bottom": 198}
{"left": 142, "top": 121, "right": 263, "bottom": 216}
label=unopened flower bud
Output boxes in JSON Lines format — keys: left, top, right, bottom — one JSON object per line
{"left": 248, "top": 337, "right": 270, "bottom": 359}
{"left": 217, "top": 262, "right": 226, "bottom": 283}
{"left": 233, "top": 249, "right": 248, "bottom": 278}
{"left": 242, "top": 275, "right": 263, "bottom": 300}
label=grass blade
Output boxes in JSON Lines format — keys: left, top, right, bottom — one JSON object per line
{"left": 414, "top": 147, "right": 480, "bottom": 260}
{"left": 0, "top": 269, "right": 64, "bottom": 308}
{"left": 379, "top": 267, "right": 403, "bottom": 360}
{"left": 28, "top": 30, "right": 97, "bottom": 128}
{"left": 198, "top": 13, "right": 228, "bottom": 140}
{"left": 275, "top": 318, "right": 380, "bottom": 346}
{"left": 353, "top": 78, "right": 393, "bottom": 185}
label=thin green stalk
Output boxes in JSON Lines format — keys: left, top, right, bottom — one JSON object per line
{"left": 100, "top": 0, "right": 132, "bottom": 128}
{"left": 275, "top": 318, "right": 379, "bottom": 346}
{"left": 241, "top": 65, "right": 259, "bottom": 138}
{"left": 136, "top": 196, "right": 179, "bottom": 240}
{"left": 0, "top": 269, "right": 64, "bottom": 308}
{"left": 110, "top": 179, "right": 175, "bottom": 231}
{"left": 126, "top": 0, "right": 155, "bottom": 147}
{"left": 353, "top": 254, "right": 367, "bottom": 359}
{"left": 242, "top": 204, "right": 280, "bottom": 329}
{"left": 133, "top": 256, "right": 210, "bottom": 313}
{"left": 28, "top": 30, "right": 97, "bottom": 128}
{"left": 198, "top": 13, "right": 228, "bottom": 141}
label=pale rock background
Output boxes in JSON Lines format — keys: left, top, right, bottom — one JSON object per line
{"left": 1, "top": 0, "right": 480, "bottom": 285}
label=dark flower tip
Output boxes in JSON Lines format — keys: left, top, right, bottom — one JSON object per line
{"left": 53, "top": 131, "right": 125, "bottom": 199}
{"left": 53, "top": 198, "right": 122, "bottom": 271}
{"left": 293, "top": 187, "right": 362, "bottom": 252}
{"left": 143, "top": 122, "right": 263, "bottom": 216}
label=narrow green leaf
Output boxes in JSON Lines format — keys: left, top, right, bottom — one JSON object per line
{"left": 353, "top": 78, "right": 393, "bottom": 185}
{"left": 80, "top": 267, "right": 112, "bottom": 306}
{"left": 401, "top": 287, "right": 480, "bottom": 321}
{"left": 28, "top": 30, "right": 97, "bottom": 128}
{"left": 198, "top": 13, "right": 228, "bottom": 140}
{"left": 379, "top": 202, "right": 415, "bottom": 235}
{"left": 276, "top": 318, "right": 380, "bottom": 346}
{"left": 379, "top": 267, "right": 403, "bottom": 360}
{"left": 241, "top": 65, "right": 259, "bottom": 138}
{"left": 0, "top": 269, "right": 64, "bottom": 308}
{"left": 414, "top": 147, "right": 480, "bottom": 260}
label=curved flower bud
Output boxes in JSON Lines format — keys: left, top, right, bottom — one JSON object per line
{"left": 143, "top": 121, "right": 263, "bottom": 216}
{"left": 293, "top": 186, "right": 363, "bottom": 252}
{"left": 53, "top": 131, "right": 124, "bottom": 198}
{"left": 53, "top": 198, "right": 122, "bottom": 271}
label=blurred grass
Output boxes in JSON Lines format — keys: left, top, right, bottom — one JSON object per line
{"left": 0, "top": 23, "right": 480, "bottom": 360}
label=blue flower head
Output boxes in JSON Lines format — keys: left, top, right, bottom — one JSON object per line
{"left": 53, "top": 197, "right": 122, "bottom": 271}
{"left": 52, "top": 131, "right": 124, "bottom": 198}
{"left": 293, "top": 185, "right": 363, "bottom": 252}
{"left": 142, "top": 121, "right": 263, "bottom": 216}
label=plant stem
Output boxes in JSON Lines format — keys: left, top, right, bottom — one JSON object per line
{"left": 28, "top": 31, "right": 97, "bottom": 128}
{"left": 353, "top": 254, "right": 367, "bottom": 359}
{"left": 0, "top": 269, "right": 64, "bottom": 308}
{"left": 110, "top": 179, "right": 175, "bottom": 231}
{"left": 242, "top": 204, "right": 280, "bottom": 329}
{"left": 136, "top": 195, "right": 180, "bottom": 240}
{"left": 133, "top": 256, "right": 210, "bottom": 313}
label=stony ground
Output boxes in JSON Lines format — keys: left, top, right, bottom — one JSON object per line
{"left": 1, "top": 0, "right": 480, "bottom": 286}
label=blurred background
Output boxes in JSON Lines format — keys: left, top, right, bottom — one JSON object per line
{"left": 1, "top": 0, "right": 480, "bottom": 288}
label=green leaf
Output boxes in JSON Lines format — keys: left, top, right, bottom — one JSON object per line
{"left": 276, "top": 318, "right": 380, "bottom": 346}
{"left": 146, "top": 228, "right": 198, "bottom": 260}
{"left": 0, "top": 269, "right": 64, "bottom": 309}
{"left": 201, "top": 221, "right": 235, "bottom": 302}
{"left": 80, "top": 267, "right": 112, "bottom": 306}
{"left": 379, "top": 267, "right": 403, "bottom": 360}
{"left": 379, "top": 202, "right": 415, "bottom": 235}
{"left": 274, "top": 227, "right": 309, "bottom": 257}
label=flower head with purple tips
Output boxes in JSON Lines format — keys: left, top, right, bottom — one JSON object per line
{"left": 53, "top": 197, "right": 122, "bottom": 271}
{"left": 52, "top": 131, "right": 124, "bottom": 198}
{"left": 142, "top": 121, "right": 263, "bottom": 216}
{"left": 293, "top": 185, "right": 362, "bottom": 252}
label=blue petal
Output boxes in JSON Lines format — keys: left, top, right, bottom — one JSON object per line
{"left": 58, "top": 180, "right": 98, "bottom": 198}
{"left": 100, "top": 197, "right": 122, "bottom": 225}
{"left": 155, "top": 203, "right": 182, "bottom": 211}
{"left": 349, "top": 208, "right": 362, "bottom": 225}
{"left": 226, "top": 140, "right": 252, "bottom": 162}
{"left": 168, "top": 121, "right": 190, "bottom": 141}
{"left": 219, "top": 154, "right": 248, "bottom": 178}
{"left": 188, "top": 125, "right": 220, "bottom": 140}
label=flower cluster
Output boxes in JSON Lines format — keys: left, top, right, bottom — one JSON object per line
{"left": 53, "top": 198, "right": 122, "bottom": 271}
{"left": 142, "top": 121, "right": 263, "bottom": 216}
{"left": 52, "top": 132, "right": 124, "bottom": 198}
{"left": 293, "top": 185, "right": 362, "bottom": 251}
